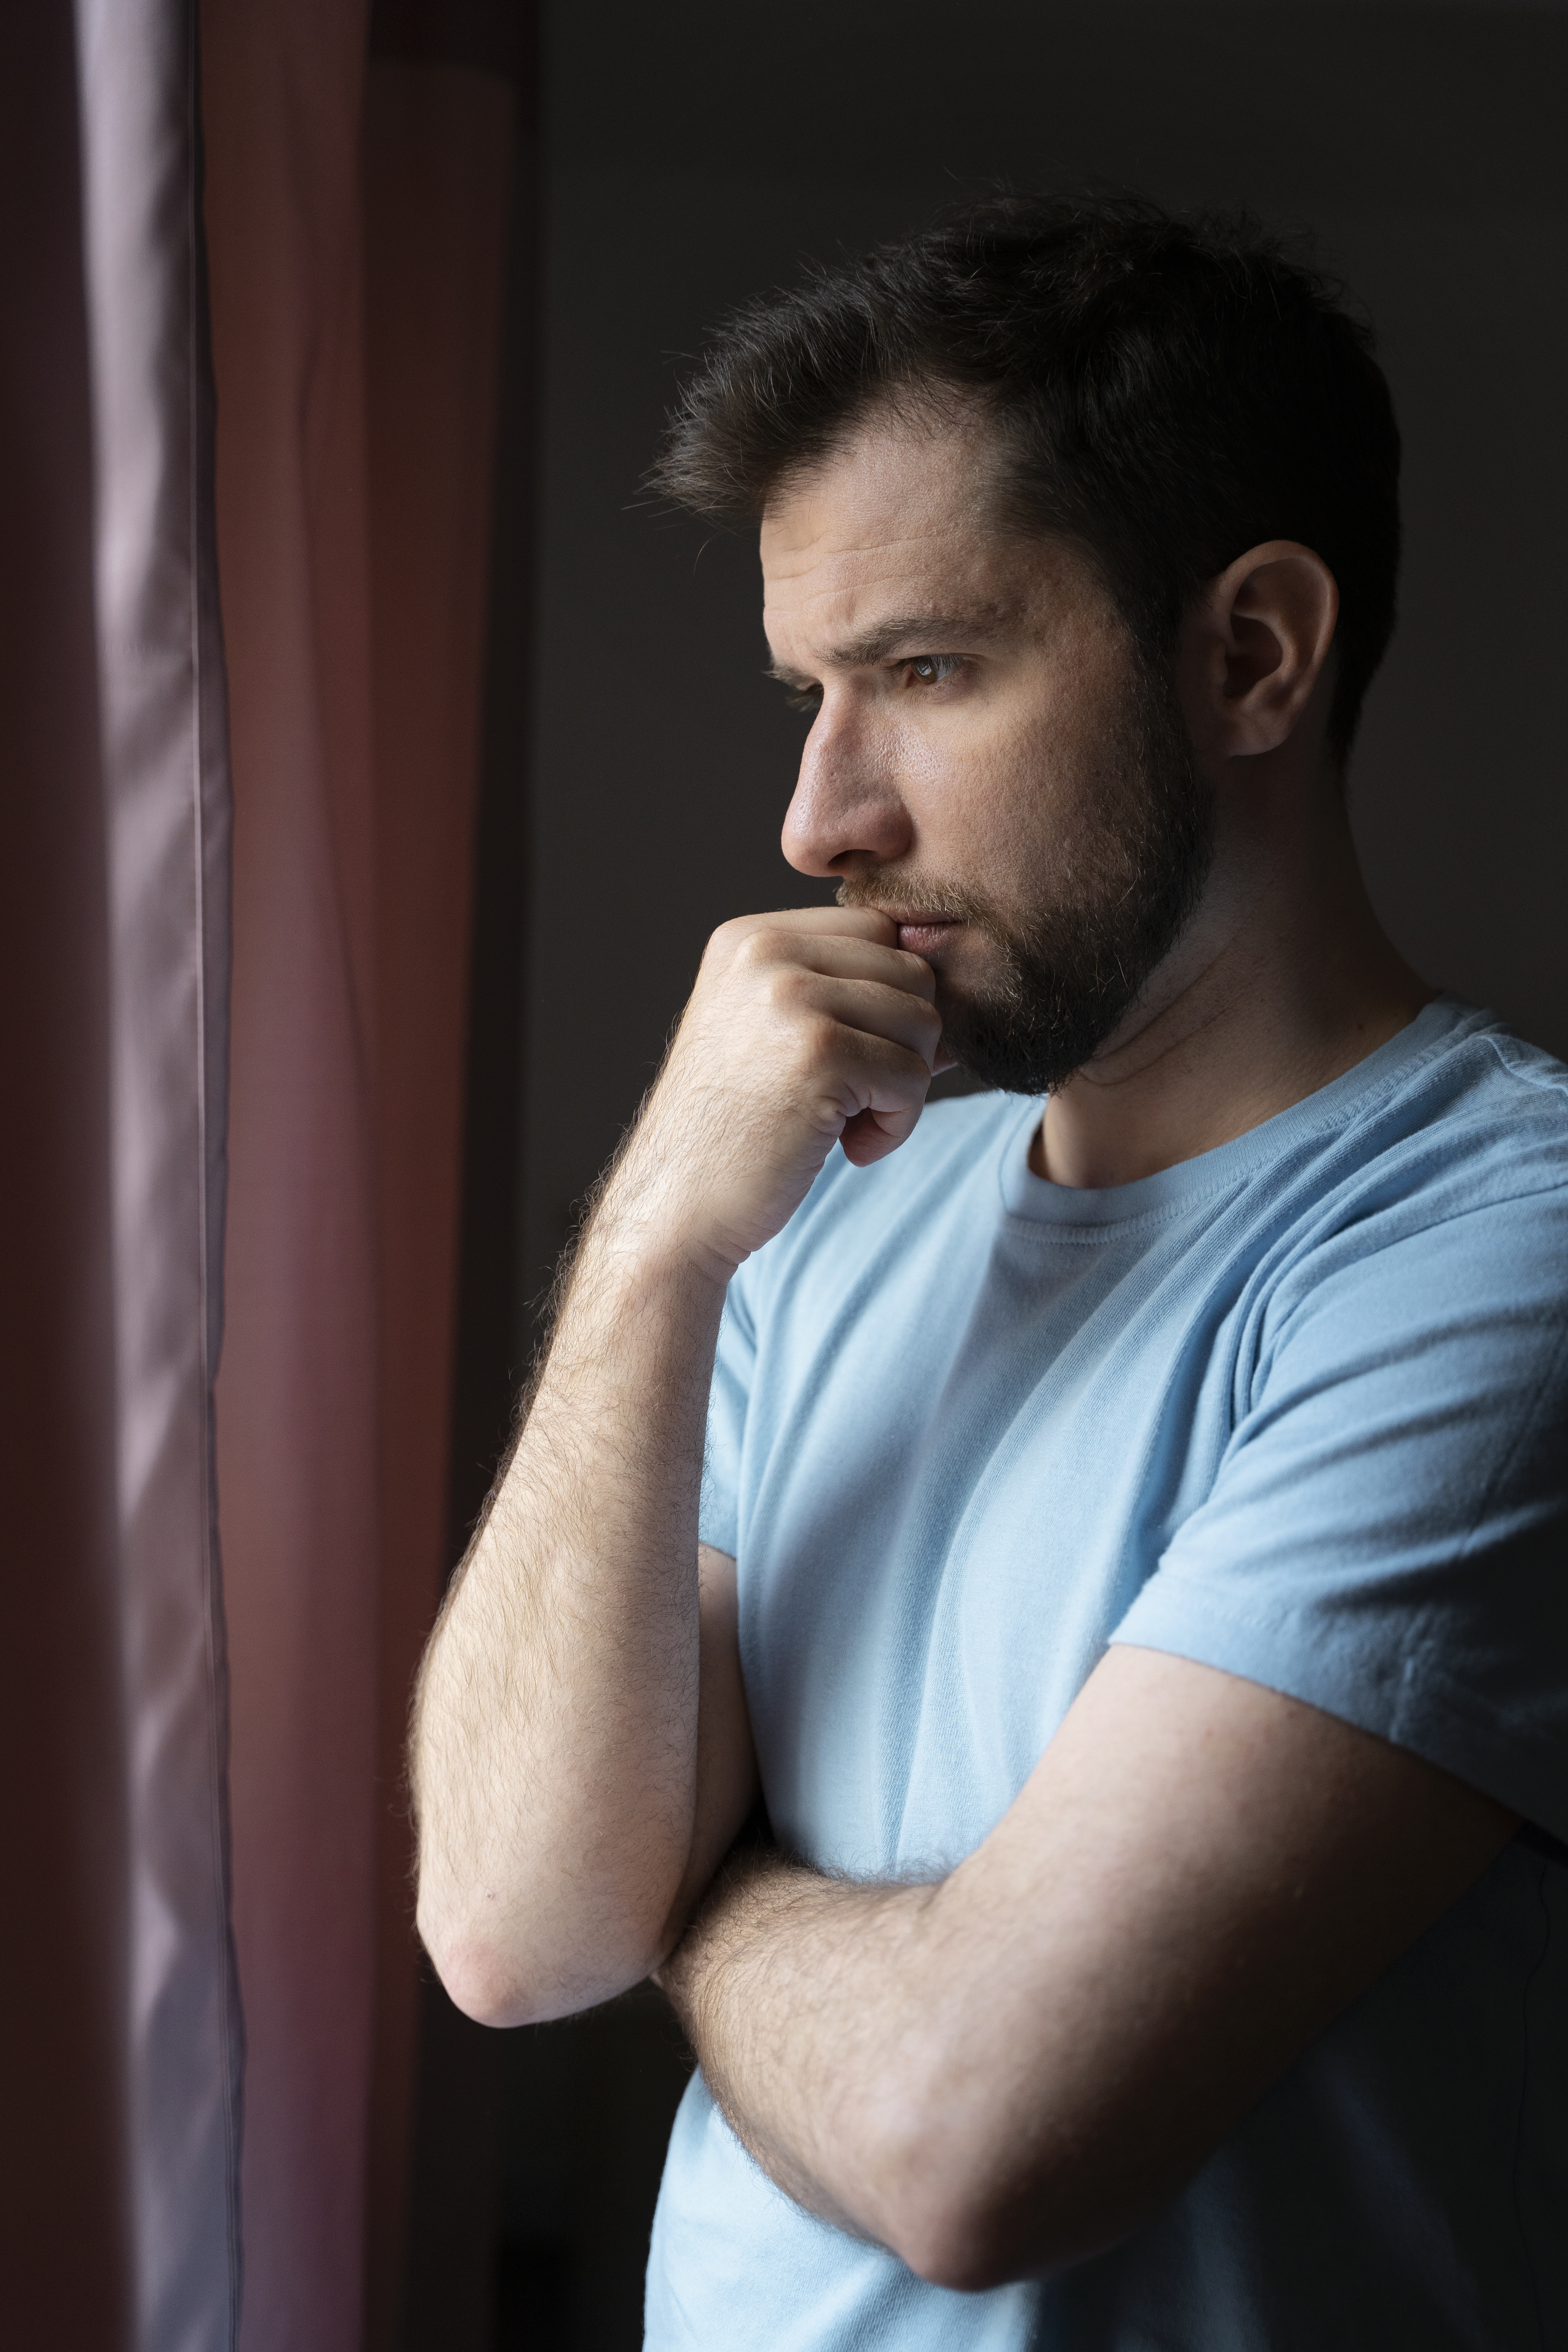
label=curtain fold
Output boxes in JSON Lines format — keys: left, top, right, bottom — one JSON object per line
{"left": 0, "top": 8, "right": 516, "bottom": 2339}
{"left": 74, "top": 3, "right": 245, "bottom": 2342}
{"left": 201, "top": 6, "right": 519, "bottom": 2341}
{"left": 201, "top": 9, "right": 383, "bottom": 2345}
{"left": 361, "top": 56, "right": 516, "bottom": 2346}
{"left": 3, "top": 1, "right": 243, "bottom": 2343}
{"left": 0, "top": 5, "right": 134, "bottom": 2339}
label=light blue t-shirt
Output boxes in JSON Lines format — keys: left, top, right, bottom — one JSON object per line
{"left": 646, "top": 1000, "right": 1568, "bottom": 2351}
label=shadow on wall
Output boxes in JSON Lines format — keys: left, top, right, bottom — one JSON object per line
{"left": 464, "top": 6, "right": 1568, "bottom": 2347}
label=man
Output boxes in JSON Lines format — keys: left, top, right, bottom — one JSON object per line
{"left": 412, "top": 198, "right": 1567, "bottom": 2347}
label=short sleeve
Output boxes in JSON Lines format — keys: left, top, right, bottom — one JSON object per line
{"left": 698, "top": 1274, "right": 758, "bottom": 1560}
{"left": 1113, "top": 1183, "right": 1568, "bottom": 1840}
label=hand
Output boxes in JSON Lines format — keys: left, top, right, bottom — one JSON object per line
{"left": 608, "top": 907, "right": 943, "bottom": 1279}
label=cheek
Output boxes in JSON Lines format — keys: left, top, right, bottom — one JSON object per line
{"left": 891, "top": 636, "right": 1135, "bottom": 872}
{"left": 895, "top": 717, "right": 1053, "bottom": 900}
{"left": 946, "top": 699, "right": 1089, "bottom": 846}
{"left": 1013, "top": 649, "right": 1143, "bottom": 823}
{"left": 965, "top": 695, "right": 1135, "bottom": 911}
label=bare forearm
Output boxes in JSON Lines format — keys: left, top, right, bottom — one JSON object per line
{"left": 413, "top": 1200, "right": 727, "bottom": 2026}
{"left": 655, "top": 1653, "right": 1522, "bottom": 2295}
{"left": 660, "top": 1854, "right": 943, "bottom": 2247}
{"left": 659, "top": 1849, "right": 1158, "bottom": 2288}
{"left": 412, "top": 905, "right": 941, "bottom": 2027}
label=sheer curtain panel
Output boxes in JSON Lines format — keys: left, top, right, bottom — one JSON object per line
{"left": 0, "top": 3, "right": 520, "bottom": 2345}
{"left": 76, "top": 0, "right": 244, "bottom": 2343}
{"left": 0, "top": 5, "right": 137, "bottom": 2336}
{"left": 1, "top": 0, "right": 242, "bottom": 2346}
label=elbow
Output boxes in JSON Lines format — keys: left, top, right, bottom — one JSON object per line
{"left": 415, "top": 1883, "right": 535, "bottom": 2027}
{"left": 905, "top": 2199, "right": 1142, "bottom": 2296}
{"left": 867, "top": 2090, "right": 1125, "bottom": 2294}
{"left": 884, "top": 2136, "right": 1144, "bottom": 2293}
{"left": 887, "top": 2194, "right": 1033, "bottom": 2298}
{"left": 888, "top": 2189, "right": 1086, "bottom": 2297}
{"left": 416, "top": 1889, "right": 669, "bottom": 2031}
{"left": 420, "top": 1918, "right": 537, "bottom": 2031}
{"left": 853, "top": 2084, "right": 1025, "bottom": 2293}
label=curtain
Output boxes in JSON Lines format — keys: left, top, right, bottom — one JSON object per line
{"left": 0, "top": 5, "right": 135, "bottom": 2342}
{"left": 0, "top": 3, "right": 523, "bottom": 2344}
{"left": 201, "top": 3, "right": 523, "bottom": 2344}
{"left": 1, "top": 0, "right": 240, "bottom": 2341}
{"left": 77, "top": 3, "right": 245, "bottom": 2344}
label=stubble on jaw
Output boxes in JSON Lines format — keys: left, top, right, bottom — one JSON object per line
{"left": 838, "top": 646, "right": 1214, "bottom": 1097}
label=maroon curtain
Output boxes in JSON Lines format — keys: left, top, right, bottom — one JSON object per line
{"left": 0, "top": 1, "right": 523, "bottom": 2342}
{"left": 201, "top": 4, "right": 522, "bottom": 2343}
{"left": 362, "top": 43, "right": 519, "bottom": 2343}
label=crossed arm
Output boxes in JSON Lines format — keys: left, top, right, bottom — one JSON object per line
{"left": 652, "top": 1554, "right": 1513, "bottom": 2288}
{"left": 410, "top": 909, "right": 1515, "bottom": 2289}
{"left": 420, "top": 1491, "right": 1510, "bottom": 2291}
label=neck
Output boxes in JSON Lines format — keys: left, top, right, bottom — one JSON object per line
{"left": 1033, "top": 786, "right": 1434, "bottom": 1191}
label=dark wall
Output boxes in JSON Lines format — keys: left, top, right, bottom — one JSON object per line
{"left": 523, "top": 0, "right": 1568, "bottom": 1314}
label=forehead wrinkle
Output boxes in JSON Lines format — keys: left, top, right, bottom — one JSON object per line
{"left": 759, "top": 524, "right": 968, "bottom": 593}
{"left": 760, "top": 434, "right": 1072, "bottom": 679}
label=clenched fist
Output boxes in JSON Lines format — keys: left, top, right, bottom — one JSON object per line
{"left": 606, "top": 907, "right": 947, "bottom": 1283}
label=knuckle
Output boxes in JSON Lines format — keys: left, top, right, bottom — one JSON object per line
{"left": 786, "top": 973, "right": 841, "bottom": 1033}
{"left": 733, "top": 924, "right": 785, "bottom": 974}
{"left": 764, "top": 964, "right": 808, "bottom": 1010}
{"left": 799, "top": 1013, "right": 844, "bottom": 1065}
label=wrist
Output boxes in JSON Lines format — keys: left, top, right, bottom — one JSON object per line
{"left": 587, "top": 1131, "right": 753, "bottom": 1297}
{"left": 658, "top": 1849, "right": 806, "bottom": 2014}
{"left": 577, "top": 1189, "right": 740, "bottom": 1310}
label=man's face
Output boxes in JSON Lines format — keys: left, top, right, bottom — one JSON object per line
{"left": 761, "top": 408, "right": 1213, "bottom": 1093}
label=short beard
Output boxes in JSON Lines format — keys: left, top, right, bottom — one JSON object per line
{"left": 840, "top": 648, "right": 1214, "bottom": 1095}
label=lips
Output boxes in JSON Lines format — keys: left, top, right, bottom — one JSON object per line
{"left": 893, "top": 917, "right": 962, "bottom": 957}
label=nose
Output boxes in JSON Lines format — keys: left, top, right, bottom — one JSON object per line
{"left": 780, "top": 698, "right": 914, "bottom": 878}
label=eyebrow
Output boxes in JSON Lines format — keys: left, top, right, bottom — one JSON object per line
{"left": 765, "top": 612, "right": 995, "bottom": 686}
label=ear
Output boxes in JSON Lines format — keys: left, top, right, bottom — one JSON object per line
{"left": 1179, "top": 541, "right": 1339, "bottom": 762}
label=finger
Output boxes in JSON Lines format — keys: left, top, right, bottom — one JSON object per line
{"left": 782, "top": 975, "right": 944, "bottom": 1065}
{"left": 733, "top": 924, "right": 936, "bottom": 1002}
{"left": 711, "top": 906, "right": 902, "bottom": 976}
{"left": 820, "top": 1029, "right": 935, "bottom": 1145}
{"left": 840, "top": 1094, "right": 927, "bottom": 1165}
{"left": 723, "top": 905, "right": 899, "bottom": 946}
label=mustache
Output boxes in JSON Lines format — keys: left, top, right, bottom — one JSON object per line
{"left": 835, "top": 869, "right": 1007, "bottom": 936}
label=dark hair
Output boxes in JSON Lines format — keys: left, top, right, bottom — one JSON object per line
{"left": 650, "top": 194, "right": 1401, "bottom": 761}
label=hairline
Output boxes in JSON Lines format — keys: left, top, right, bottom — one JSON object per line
{"left": 755, "top": 387, "right": 1136, "bottom": 656}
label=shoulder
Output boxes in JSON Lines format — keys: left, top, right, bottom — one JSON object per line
{"left": 1308, "top": 1009, "right": 1568, "bottom": 1241}
{"left": 1386, "top": 1006, "right": 1568, "bottom": 1141}
{"left": 1257, "top": 1014, "right": 1568, "bottom": 1380}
